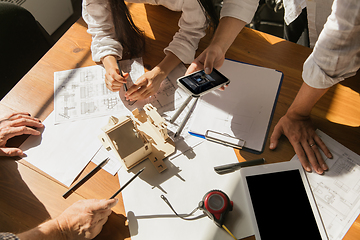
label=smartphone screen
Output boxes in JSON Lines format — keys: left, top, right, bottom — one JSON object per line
{"left": 178, "top": 69, "right": 229, "bottom": 96}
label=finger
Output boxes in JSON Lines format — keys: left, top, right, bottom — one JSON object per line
{"left": 105, "top": 79, "right": 122, "bottom": 92}
{"left": 4, "top": 112, "right": 31, "bottom": 120}
{"left": 292, "top": 141, "right": 312, "bottom": 172}
{"left": 10, "top": 118, "right": 44, "bottom": 129}
{"left": 125, "top": 81, "right": 145, "bottom": 96}
{"left": 127, "top": 86, "right": 148, "bottom": 101}
{"left": 108, "top": 68, "right": 128, "bottom": 84}
{"left": 302, "top": 140, "right": 323, "bottom": 174}
{"left": 90, "top": 198, "right": 118, "bottom": 212}
{"left": 185, "top": 61, "right": 203, "bottom": 76}
{"left": 4, "top": 114, "right": 42, "bottom": 126}
{"left": 1, "top": 126, "right": 42, "bottom": 143}
{"left": 313, "top": 134, "right": 333, "bottom": 159}
{"left": 203, "top": 54, "right": 215, "bottom": 74}
{"left": 311, "top": 144, "right": 328, "bottom": 172}
{"left": 269, "top": 124, "right": 283, "bottom": 150}
{"left": 89, "top": 216, "right": 109, "bottom": 239}
{"left": 126, "top": 82, "right": 148, "bottom": 100}
{"left": 0, "top": 147, "right": 24, "bottom": 157}
{"left": 142, "top": 90, "right": 154, "bottom": 100}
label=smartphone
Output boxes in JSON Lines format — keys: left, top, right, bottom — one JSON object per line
{"left": 177, "top": 68, "right": 230, "bottom": 97}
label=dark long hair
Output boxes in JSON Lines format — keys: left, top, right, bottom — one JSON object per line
{"left": 197, "top": 0, "right": 220, "bottom": 32}
{"left": 108, "top": 0, "right": 219, "bottom": 58}
{"left": 108, "top": 0, "right": 145, "bottom": 58}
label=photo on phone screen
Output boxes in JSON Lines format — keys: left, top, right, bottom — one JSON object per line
{"left": 177, "top": 69, "right": 229, "bottom": 96}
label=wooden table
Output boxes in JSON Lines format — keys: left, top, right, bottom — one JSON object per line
{"left": 1, "top": 3, "right": 359, "bottom": 240}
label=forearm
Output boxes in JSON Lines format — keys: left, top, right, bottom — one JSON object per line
{"left": 17, "top": 219, "right": 66, "bottom": 240}
{"left": 101, "top": 55, "right": 118, "bottom": 70}
{"left": 287, "top": 82, "right": 329, "bottom": 117}
{"left": 209, "top": 17, "right": 246, "bottom": 53}
{"left": 155, "top": 52, "right": 182, "bottom": 76}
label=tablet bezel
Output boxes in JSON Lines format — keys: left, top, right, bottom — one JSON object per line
{"left": 240, "top": 160, "right": 328, "bottom": 240}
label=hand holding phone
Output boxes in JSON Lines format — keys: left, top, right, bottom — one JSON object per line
{"left": 177, "top": 68, "right": 230, "bottom": 97}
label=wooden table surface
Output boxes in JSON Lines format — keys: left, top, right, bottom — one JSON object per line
{"left": 0, "top": 3, "right": 359, "bottom": 240}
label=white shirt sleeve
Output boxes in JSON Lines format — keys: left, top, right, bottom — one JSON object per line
{"left": 164, "top": 0, "right": 207, "bottom": 64}
{"left": 220, "top": 0, "right": 258, "bottom": 24}
{"left": 82, "top": 0, "right": 123, "bottom": 62}
{"left": 302, "top": 0, "right": 360, "bottom": 89}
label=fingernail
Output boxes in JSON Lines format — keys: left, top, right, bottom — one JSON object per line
{"left": 205, "top": 67, "right": 211, "bottom": 74}
{"left": 269, "top": 143, "right": 274, "bottom": 149}
{"left": 322, "top": 163, "right": 328, "bottom": 170}
{"left": 305, "top": 166, "right": 312, "bottom": 172}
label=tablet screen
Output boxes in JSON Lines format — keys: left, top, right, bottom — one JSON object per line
{"left": 246, "top": 169, "right": 323, "bottom": 239}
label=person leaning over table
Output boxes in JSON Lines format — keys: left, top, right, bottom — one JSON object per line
{"left": 82, "top": 0, "right": 258, "bottom": 100}
{"left": 185, "top": 0, "right": 257, "bottom": 76}
{"left": 269, "top": 0, "right": 360, "bottom": 175}
{"left": 0, "top": 112, "right": 44, "bottom": 157}
{"left": 0, "top": 198, "right": 118, "bottom": 240}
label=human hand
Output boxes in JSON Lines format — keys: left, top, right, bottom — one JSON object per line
{"left": 269, "top": 112, "right": 333, "bottom": 174}
{"left": 0, "top": 112, "right": 44, "bottom": 157}
{"left": 186, "top": 43, "right": 225, "bottom": 75}
{"left": 55, "top": 198, "right": 118, "bottom": 240}
{"left": 104, "top": 65, "right": 129, "bottom": 92}
{"left": 185, "top": 44, "right": 227, "bottom": 90}
{"left": 125, "top": 66, "right": 165, "bottom": 101}
{"left": 102, "top": 55, "right": 129, "bottom": 92}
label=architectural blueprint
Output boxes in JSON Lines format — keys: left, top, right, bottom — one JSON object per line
{"left": 54, "top": 59, "right": 144, "bottom": 124}
{"left": 291, "top": 130, "right": 360, "bottom": 240}
{"left": 54, "top": 58, "right": 203, "bottom": 156}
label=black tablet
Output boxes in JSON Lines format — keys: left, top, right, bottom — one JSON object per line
{"left": 240, "top": 160, "right": 328, "bottom": 240}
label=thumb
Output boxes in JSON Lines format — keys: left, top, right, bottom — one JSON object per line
{"left": 185, "top": 62, "right": 200, "bottom": 75}
{"left": 0, "top": 147, "right": 25, "bottom": 157}
{"left": 204, "top": 54, "right": 215, "bottom": 75}
{"left": 269, "top": 127, "right": 282, "bottom": 150}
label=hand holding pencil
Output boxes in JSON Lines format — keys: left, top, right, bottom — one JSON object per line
{"left": 102, "top": 55, "right": 129, "bottom": 92}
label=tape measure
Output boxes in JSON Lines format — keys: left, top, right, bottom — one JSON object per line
{"left": 161, "top": 190, "right": 236, "bottom": 239}
{"left": 198, "top": 190, "right": 233, "bottom": 227}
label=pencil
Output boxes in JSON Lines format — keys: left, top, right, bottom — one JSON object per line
{"left": 62, "top": 158, "right": 110, "bottom": 199}
{"left": 116, "top": 60, "right": 128, "bottom": 91}
{"left": 174, "top": 97, "right": 199, "bottom": 138}
{"left": 110, "top": 167, "right": 145, "bottom": 199}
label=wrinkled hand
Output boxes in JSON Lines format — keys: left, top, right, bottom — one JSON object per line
{"left": 270, "top": 112, "right": 332, "bottom": 174}
{"left": 0, "top": 112, "right": 44, "bottom": 157}
{"left": 56, "top": 199, "right": 118, "bottom": 240}
{"left": 104, "top": 65, "right": 129, "bottom": 92}
{"left": 125, "top": 67, "right": 165, "bottom": 101}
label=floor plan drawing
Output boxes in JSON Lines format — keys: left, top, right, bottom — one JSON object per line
{"left": 54, "top": 63, "right": 130, "bottom": 124}
{"left": 291, "top": 130, "right": 360, "bottom": 240}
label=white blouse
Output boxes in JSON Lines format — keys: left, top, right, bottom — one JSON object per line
{"left": 284, "top": 0, "right": 360, "bottom": 89}
{"left": 82, "top": 0, "right": 257, "bottom": 64}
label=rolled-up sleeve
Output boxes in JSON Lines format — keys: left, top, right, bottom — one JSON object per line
{"left": 164, "top": 0, "right": 207, "bottom": 64}
{"left": 220, "top": 0, "right": 258, "bottom": 24}
{"left": 302, "top": 0, "right": 360, "bottom": 89}
{"left": 82, "top": 0, "right": 123, "bottom": 62}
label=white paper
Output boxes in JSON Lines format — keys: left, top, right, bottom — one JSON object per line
{"left": 54, "top": 58, "right": 145, "bottom": 124}
{"left": 19, "top": 62, "right": 203, "bottom": 187}
{"left": 118, "top": 141, "right": 254, "bottom": 240}
{"left": 189, "top": 59, "right": 283, "bottom": 153}
{"left": 20, "top": 112, "right": 109, "bottom": 186}
{"left": 291, "top": 130, "right": 360, "bottom": 240}
{"left": 90, "top": 145, "right": 122, "bottom": 176}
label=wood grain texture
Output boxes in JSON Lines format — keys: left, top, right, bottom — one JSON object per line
{"left": 0, "top": 3, "right": 359, "bottom": 240}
